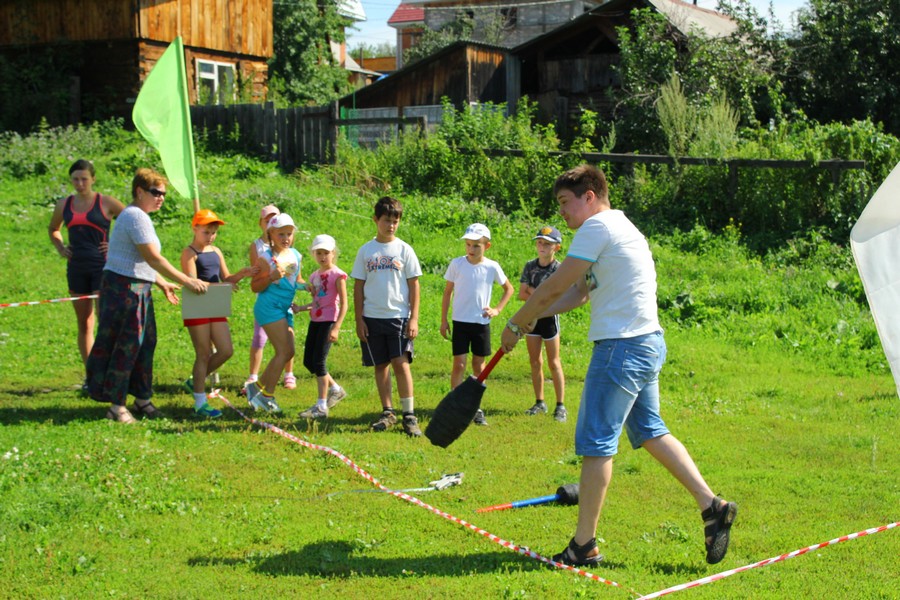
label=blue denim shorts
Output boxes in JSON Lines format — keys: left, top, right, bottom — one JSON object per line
{"left": 575, "top": 330, "right": 669, "bottom": 456}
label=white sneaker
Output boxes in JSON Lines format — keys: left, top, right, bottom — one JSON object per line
{"left": 326, "top": 386, "right": 347, "bottom": 408}
{"left": 299, "top": 404, "right": 328, "bottom": 419}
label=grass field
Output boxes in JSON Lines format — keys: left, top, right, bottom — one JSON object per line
{"left": 1, "top": 145, "right": 898, "bottom": 599}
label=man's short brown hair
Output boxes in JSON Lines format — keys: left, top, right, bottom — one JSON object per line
{"left": 553, "top": 164, "right": 609, "bottom": 204}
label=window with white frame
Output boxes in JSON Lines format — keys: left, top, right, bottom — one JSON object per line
{"left": 196, "top": 59, "right": 235, "bottom": 105}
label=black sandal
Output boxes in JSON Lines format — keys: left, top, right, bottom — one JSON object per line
{"left": 551, "top": 537, "right": 604, "bottom": 567}
{"left": 702, "top": 496, "right": 738, "bottom": 564}
{"left": 132, "top": 400, "right": 163, "bottom": 420}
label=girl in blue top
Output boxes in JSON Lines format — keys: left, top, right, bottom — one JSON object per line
{"left": 246, "top": 213, "right": 305, "bottom": 412}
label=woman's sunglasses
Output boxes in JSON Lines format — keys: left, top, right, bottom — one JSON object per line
{"left": 146, "top": 187, "right": 166, "bottom": 198}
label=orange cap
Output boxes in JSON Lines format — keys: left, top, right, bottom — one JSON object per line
{"left": 192, "top": 209, "right": 225, "bottom": 227}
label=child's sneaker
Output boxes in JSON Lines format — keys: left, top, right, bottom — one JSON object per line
{"left": 402, "top": 413, "right": 422, "bottom": 437}
{"left": 370, "top": 409, "right": 397, "bottom": 432}
{"left": 299, "top": 404, "right": 328, "bottom": 419}
{"left": 553, "top": 404, "right": 568, "bottom": 422}
{"left": 195, "top": 403, "right": 223, "bottom": 418}
{"left": 258, "top": 393, "right": 281, "bottom": 413}
{"left": 525, "top": 401, "right": 547, "bottom": 415}
{"left": 283, "top": 373, "right": 297, "bottom": 389}
{"left": 182, "top": 377, "right": 194, "bottom": 394}
{"left": 326, "top": 386, "right": 347, "bottom": 408}
{"left": 473, "top": 409, "right": 488, "bottom": 426}
{"left": 245, "top": 381, "right": 265, "bottom": 409}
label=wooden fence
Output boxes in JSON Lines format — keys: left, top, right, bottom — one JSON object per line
{"left": 190, "top": 104, "right": 867, "bottom": 203}
{"left": 190, "top": 102, "right": 429, "bottom": 171}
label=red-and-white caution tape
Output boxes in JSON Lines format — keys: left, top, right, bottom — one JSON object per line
{"left": 0, "top": 294, "right": 98, "bottom": 309}
{"left": 209, "top": 390, "right": 635, "bottom": 594}
{"left": 638, "top": 521, "right": 899, "bottom": 599}
{"left": 209, "top": 390, "right": 898, "bottom": 599}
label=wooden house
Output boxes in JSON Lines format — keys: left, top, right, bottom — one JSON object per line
{"left": 510, "top": 0, "right": 737, "bottom": 131}
{"left": 344, "top": 0, "right": 735, "bottom": 137}
{"left": 338, "top": 40, "right": 508, "bottom": 111}
{"left": 0, "top": 0, "right": 273, "bottom": 126}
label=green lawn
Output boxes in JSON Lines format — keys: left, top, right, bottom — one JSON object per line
{"left": 1, "top": 160, "right": 898, "bottom": 599}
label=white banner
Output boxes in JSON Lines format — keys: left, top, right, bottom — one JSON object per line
{"left": 850, "top": 161, "right": 900, "bottom": 398}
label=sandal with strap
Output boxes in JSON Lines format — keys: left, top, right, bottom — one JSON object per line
{"left": 702, "top": 496, "right": 738, "bottom": 564}
{"left": 132, "top": 399, "right": 163, "bottom": 420}
{"left": 551, "top": 537, "right": 604, "bottom": 567}
{"left": 105, "top": 406, "right": 137, "bottom": 424}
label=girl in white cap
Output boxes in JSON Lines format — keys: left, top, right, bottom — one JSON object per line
{"left": 243, "top": 205, "right": 298, "bottom": 393}
{"left": 296, "top": 234, "right": 349, "bottom": 419}
{"left": 245, "top": 213, "right": 305, "bottom": 412}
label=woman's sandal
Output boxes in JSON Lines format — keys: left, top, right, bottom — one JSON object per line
{"left": 551, "top": 537, "right": 604, "bottom": 567}
{"left": 105, "top": 407, "right": 137, "bottom": 424}
{"left": 702, "top": 496, "right": 738, "bottom": 564}
{"left": 132, "top": 399, "right": 162, "bottom": 420}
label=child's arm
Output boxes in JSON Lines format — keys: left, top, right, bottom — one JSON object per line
{"left": 406, "top": 277, "right": 420, "bottom": 339}
{"left": 484, "top": 279, "right": 515, "bottom": 319}
{"left": 440, "top": 281, "right": 454, "bottom": 339}
{"left": 518, "top": 281, "right": 534, "bottom": 301}
{"left": 180, "top": 246, "right": 198, "bottom": 277}
{"left": 250, "top": 256, "right": 278, "bottom": 293}
{"left": 328, "top": 276, "right": 349, "bottom": 343}
{"left": 218, "top": 248, "right": 259, "bottom": 286}
{"left": 353, "top": 278, "right": 367, "bottom": 341}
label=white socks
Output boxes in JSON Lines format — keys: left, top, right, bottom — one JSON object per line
{"left": 193, "top": 392, "right": 207, "bottom": 409}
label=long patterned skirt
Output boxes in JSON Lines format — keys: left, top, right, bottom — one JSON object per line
{"left": 86, "top": 271, "right": 157, "bottom": 405}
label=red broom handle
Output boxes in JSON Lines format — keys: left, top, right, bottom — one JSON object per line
{"left": 476, "top": 349, "right": 505, "bottom": 383}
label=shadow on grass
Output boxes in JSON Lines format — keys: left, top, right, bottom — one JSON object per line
{"left": 189, "top": 540, "right": 551, "bottom": 578}
{"left": 647, "top": 560, "right": 706, "bottom": 577}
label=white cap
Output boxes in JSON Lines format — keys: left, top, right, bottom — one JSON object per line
{"left": 310, "top": 234, "right": 336, "bottom": 252}
{"left": 461, "top": 223, "right": 491, "bottom": 240}
{"left": 267, "top": 213, "right": 296, "bottom": 230}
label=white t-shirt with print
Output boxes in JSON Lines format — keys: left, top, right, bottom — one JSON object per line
{"left": 351, "top": 238, "right": 422, "bottom": 319}
{"left": 444, "top": 256, "right": 508, "bottom": 325}
{"left": 566, "top": 209, "right": 660, "bottom": 341}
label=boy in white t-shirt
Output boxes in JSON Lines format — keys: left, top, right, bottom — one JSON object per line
{"left": 351, "top": 197, "right": 423, "bottom": 437}
{"left": 440, "top": 223, "right": 514, "bottom": 426}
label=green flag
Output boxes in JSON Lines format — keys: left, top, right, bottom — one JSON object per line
{"left": 132, "top": 36, "right": 199, "bottom": 204}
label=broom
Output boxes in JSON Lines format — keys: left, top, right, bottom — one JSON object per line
{"left": 425, "top": 349, "right": 505, "bottom": 448}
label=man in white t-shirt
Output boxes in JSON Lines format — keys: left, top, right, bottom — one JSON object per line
{"left": 500, "top": 164, "right": 737, "bottom": 567}
{"left": 440, "top": 223, "right": 515, "bottom": 425}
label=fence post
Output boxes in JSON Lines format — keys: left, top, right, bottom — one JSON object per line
{"left": 328, "top": 101, "right": 339, "bottom": 164}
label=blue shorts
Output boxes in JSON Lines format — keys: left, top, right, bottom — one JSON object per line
{"left": 575, "top": 331, "right": 669, "bottom": 456}
{"left": 254, "top": 291, "right": 294, "bottom": 328}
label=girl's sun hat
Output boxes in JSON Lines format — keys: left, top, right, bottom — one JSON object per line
{"left": 267, "top": 213, "right": 296, "bottom": 230}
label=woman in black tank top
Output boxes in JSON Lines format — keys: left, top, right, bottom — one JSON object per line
{"left": 48, "top": 159, "right": 125, "bottom": 393}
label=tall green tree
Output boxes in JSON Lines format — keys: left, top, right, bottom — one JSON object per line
{"left": 268, "top": 0, "right": 353, "bottom": 106}
{"left": 788, "top": 0, "right": 900, "bottom": 135}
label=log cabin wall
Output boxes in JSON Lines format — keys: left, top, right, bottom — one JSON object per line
{"left": 0, "top": 0, "right": 272, "bottom": 127}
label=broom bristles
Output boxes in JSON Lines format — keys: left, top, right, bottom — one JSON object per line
{"left": 425, "top": 377, "right": 485, "bottom": 448}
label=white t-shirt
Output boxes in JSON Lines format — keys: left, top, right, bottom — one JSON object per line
{"left": 444, "top": 256, "right": 508, "bottom": 325}
{"left": 566, "top": 209, "right": 660, "bottom": 341}
{"left": 351, "top": 237, "right": 422, "bottom": 319}
{"left": 104, "top": 205, "right": 160, "bottom": 282}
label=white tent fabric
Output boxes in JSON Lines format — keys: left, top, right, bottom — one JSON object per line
{"left": 850, "top": 161, "right": 900, "bottom": 398}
